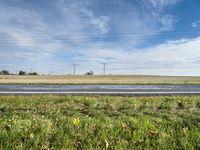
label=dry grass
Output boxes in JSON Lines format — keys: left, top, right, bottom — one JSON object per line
{"left": 0, "top": 75, "right": 200, "bottom": 84}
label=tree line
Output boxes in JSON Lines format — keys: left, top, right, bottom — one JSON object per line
{"left": 0, "top": 70, "right": 38, "bottom": 75}
{"left": 0, "top": 70, "right": 95, "bottom": 75}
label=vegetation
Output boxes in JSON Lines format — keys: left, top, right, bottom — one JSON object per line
{"left": 19, "top": 71, "right": 27, "bottom": 75}
{"left": 28, "top": 72, "right": 38, "bottom": 76}
{"left": 85, "top": 71, "right": 94, "bottom": 75}
{"left": 0, "top": 71, "right": 38, "bottom": 76}
{"left": 0, "top": 95, "right": 199, "bottom": 149}
{"left": 0, "top": 70, "right": 9, "bottom": 75}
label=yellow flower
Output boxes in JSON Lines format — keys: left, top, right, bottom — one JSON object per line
{"left": 29, "top": 133, "right": 34, "bottom": 139}
{"left": 183, "top": 127, "right": 188, "bottom": 134}
{"left": 73, "top": 117, "right": 80, "bottom": 126}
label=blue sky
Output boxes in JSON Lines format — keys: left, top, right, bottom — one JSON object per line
{"left": 0, "top": 0, "right": 200, "bottom": 75}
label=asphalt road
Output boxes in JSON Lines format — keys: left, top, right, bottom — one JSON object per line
{"left": 0, "top": 84, "right": 200, "bottom": 96}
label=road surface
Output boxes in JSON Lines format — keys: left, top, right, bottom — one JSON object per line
{"left": 1, "top": 84, "right": 200, "bottom": 96}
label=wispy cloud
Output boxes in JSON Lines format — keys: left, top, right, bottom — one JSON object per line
{"left": 192, "top": 20, "right": 200, "bottom": 28}
{"left": 148, "top": 0, "right": 181, "bottom": 9}
{"left": 0, "top": 0, "right": 194, "bottom": 75}
{"left": 72, "top": 36, "right": 200, "bottom": 75}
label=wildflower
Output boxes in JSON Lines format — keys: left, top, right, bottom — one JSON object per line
{"left": 183, "top": 127, "right": 188, "bottom": 134}
{"left": 73, "top": 117, "right": 80, "bottom": 126}
{"left": 29, "top": 133, "right": 34, "bottom": 139}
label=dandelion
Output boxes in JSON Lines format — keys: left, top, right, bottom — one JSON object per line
{"left": 73, "top": 117, "right": 80, "bottom": 126}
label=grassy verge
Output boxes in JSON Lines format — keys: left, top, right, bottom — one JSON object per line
{"left": 0, "top": 95, "right": 200, "bottom": 149}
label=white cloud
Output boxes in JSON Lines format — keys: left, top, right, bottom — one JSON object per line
{"left": 72, "top": 36, "right": 200, "bottom": 75}
{"left": 90, "top": 16, "right": 109, "bottom": 34}
{"left": 192, "top": 20, "right": 200, "bottom": 28}
{"left": 80, "top": 8, "right": 109, "bottom": 34}
{"left": 159, "top": 15, "right": 174, "bottom": 31}
{"left": 149, "top": 0, "right": 181, "bottom": 9}
{"left": 0, "top": 0, "right": 188, "bottom": 75}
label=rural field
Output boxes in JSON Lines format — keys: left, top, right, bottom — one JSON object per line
{"left": 0, "top": 95, "right": 199, "bottom": 149}
{"left": 1, "top": 75, "right": 200, "bottom": 84}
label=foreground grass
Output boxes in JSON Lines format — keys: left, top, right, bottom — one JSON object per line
{"left": 0, "top": 96, "right": 200, "bottom": 149}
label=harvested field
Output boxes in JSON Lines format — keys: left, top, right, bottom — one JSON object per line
{"left": 0, "top": 75, "right": 200, "bottom": 84}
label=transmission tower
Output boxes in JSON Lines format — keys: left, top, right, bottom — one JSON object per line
{"left": 101, "top": 63, "right": 107, "bottom": 75}
{"left": 72, "top": 64, "right": 78, "bottom": 75}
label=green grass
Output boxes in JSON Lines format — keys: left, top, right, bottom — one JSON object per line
{"left": 0, "top": 95, "right": 200, "bottom": 149}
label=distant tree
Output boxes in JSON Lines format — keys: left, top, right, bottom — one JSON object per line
{"left": 0, "top": 70, "right": 9, "bottom": 75}
{"left": 85, "top": 71, "right": 94, "bottom": 75}
{"left": 19, "top": 71, "right": 26, "bottom": 75}
{"left": 32, "top": 72, "right": 38, "bottom": 75}
{"left": 28, "top": 72, "right": 38, "bottom": 75}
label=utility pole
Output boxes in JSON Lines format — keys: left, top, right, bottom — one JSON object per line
{"left": 72, "top": 64, "right": 78, "bottom": 75}
{"left": 101, "top": 63, "right": 107, "bottom": 75}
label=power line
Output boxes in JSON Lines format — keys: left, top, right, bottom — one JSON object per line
{"left": 0, "top": 30, "right": 198, "bottom": 45}
{"left": 0, "top": 34, "right": 198, "bottom": 44}
{"left": 0, "top": 30, "right": 198, "bottom": 39}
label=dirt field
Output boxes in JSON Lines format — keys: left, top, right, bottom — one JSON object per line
{"left": 0, "top": 75, "right": 200, "bottom": 84}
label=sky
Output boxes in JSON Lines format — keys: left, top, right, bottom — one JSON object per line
{"left": 0, "top": 0, "right": 200, "bottom": 75}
